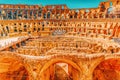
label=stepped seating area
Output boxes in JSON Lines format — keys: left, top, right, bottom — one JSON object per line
{"left": 13, "top": 36, "right": 120, "bottom": 56}
{"left": 47, "top": 37, "right": 120, "bottom": 54}
{"left": 0, "top": 1, "right": 119, "bottom": 80}
{"left": 0, "top": 21, "right": 120, "bottom": 56}
{"left": 16, "top": 37, "right": 59, "bottom": 56}
{"left": 65, "top": 22, "right": 120, "bottom": 39}
{"left": 0, "top": 20, "right": 119, "bottom": 40}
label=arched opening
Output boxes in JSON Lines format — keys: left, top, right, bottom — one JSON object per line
{"left": 1, "top": 10, "right": 6, "bottom": 19}
{"left": 13, "top": 10, "right": 17, "bottom": 19}
{"left": 1, "top": 32, "right": 3, "bottom": 37}
{"left": 108, "top": 7, "right": 113, "bottom": 14}
{"left": 70, "top": 15, "right": 73, "bottom": 19}
{"left": 107, "top": 7, "right": 114, "bottom": 18}
{"left": 33, "top": 10, "right": 37, "bottom": 19}
{"left": 0, "top": 57, "right": 29, "bottom": 80}
{"left": 18, "top": 10, "right": 22, "bottom": 19}
{"left": 74, "top": 12, "right": 78, "bottom": 18}
{"left": 43, "top": 13, "right": 46, "bottom": 19}
{"left": 38, "top": 9, "right": 42, "bottom": 17}
{"left": 8, "top": 10, "right": 12, "bottom": 19}
{"left": 6, "top": 26, "right": 9, "bottom": 33}
{"left": 47, "top": 11, "right": 51, "bottom": 19}
{"left": 14, "top": 27, "right": 17, "bottom": 32}
{"left": 30, "top": 10, "right": 33, "bottom": 19}
{"left": 24, "top": 10, "right": 28, "bottom": 19}
{"left": 100, "top": 3, "right": 106, "bottom": 12}
{"left": 99, "top": 13, "right": 104, "bottom": 18}
{"left": 39, "top": 58, "right": 81, "bottom": 80}
{"left": 42, "top": 22, "right": 44, "bottom": 31}
{"left": 24, "top": 25, "right": 27, "bottom": 32}
{"left": 93, "top": 58, "right": 120, "bottom": 80}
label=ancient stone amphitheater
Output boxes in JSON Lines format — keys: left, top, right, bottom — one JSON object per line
{"left": 0, "top": 0, "right": 120, "bottom": 80}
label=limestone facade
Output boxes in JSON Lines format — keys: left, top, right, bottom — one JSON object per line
{"left": 0, "top": 0, "right": 120, "bottom": 80}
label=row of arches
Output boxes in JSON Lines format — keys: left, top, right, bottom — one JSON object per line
{"left": 0, "top": 9, "right": 41, "bottom": 20}
{"left": 0, "top": 52, "right": 120, "bottom": 80}
{"left": 0, "top": 21, "right": 119, "bottom": 37}
{"left": 42, "top": 9, "right": 117, "bottom": 19}
{"left": 0, "top": 22, "right": 119, "bottom": 42}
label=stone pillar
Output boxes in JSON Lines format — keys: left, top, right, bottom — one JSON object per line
{"left": 26, "top": 10, "right": 28, "bottom": 19}
{"left": 45, "top": 68, "right": 50, "bottom": 80}
{"left": 72, "top": 68, "right": 79, "bottom": 80}
{"left": 32, "top": 10, "right": 34, "bottom": 19}
{"left": 81, "top": 14, "right": 83, "bottom": 19}
{"left": 11, "top": 9, "right": 13, "bottom": 19}
{"left": 80, "top": 65, "right": 93, "bottom": 80}
{"left": 22, "top": 10, "right": 24, "bottom": 19}
{"left": 49, "top": 64, "right": 55, "bottom": 80}
{"left": 97, "top": 14, "right": 99, "bottom": 19}
{"left": 6, "top": 9, "right": 8, "bottom": 19}
{"left": 16, "top": 10, "right": 18, "bottom": 20}
{"left": 68, "top": 65, "right": 80, "bottom": 80}
{"left": 39, "top": 71, "right": 46, "bottom": 80}
{"left": 68, "top": 64, "right": 72, "bottom": 79}
{"left": 103, "top": 14, "right": 106, "bottom": 18}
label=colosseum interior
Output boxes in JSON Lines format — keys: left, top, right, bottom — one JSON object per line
{"left": 0, "top": 0, "right": 120, "bottom": 80}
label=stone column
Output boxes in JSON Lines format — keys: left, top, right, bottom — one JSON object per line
{"left": 49, "top": 64, "right": 55, "bottom": 80}
{"left": 82, "top": 14, "right": 84, "bottom": 19}
{"left": 5, "top": 9, "right": 8, "bottom": 19}
{"left": 68, "top": 64, "right": 72, "bottom": 79}
{"left": 11, "top": 9, "right": 13, "bottom": 19}
{"left": 72, "top": 68, "right": 79, "bottom": 80}
{"left": 22, "top": 10, "right": 24, "bottom": 19}
{"left": 26, "top": 10, "right": 28, "bottom": 19}
{"left": 45, "top": 68, "right": 50, "bottom": 80}
{"left": 16, "top": 10, "right": 18, "bottom": 20}
{"left": 80, "top": 65, "right": 93, "bottom": 80}
{"left": 32, "top": 10, "right": 34, "bottom": 19}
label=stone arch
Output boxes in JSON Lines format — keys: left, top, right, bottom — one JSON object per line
{"left": 7, "top": 10, "right": 13, "bottom": 19}
{"left": 23, "top": 10, "right": 28, "bottom": 19}
{"left": 107, "top": 7, "right": 113, "bottom": 13}
{"left": 92, "top": 57, "right": 120, "bottom": 80}
{"left": 13, "top": 10, "right": 17, "bottom": 19}
{"left": 47, "top": 11, "right": 51, "bottom": 19}
{"left": 0, "top": 52, "right": 32, "bottom": 80}
{"left": 5, "top": 26, "right": 9, "bottom": 33}
{"left": 43, "top": 13, "right": 47, "bottom": 19}
{"left": 74, "top": 12, "right": 78, "bottom": 18}
{"left": 39, "top": 58, "right": 83, "bottom": 80}
{"left": 107, "top": 6, "right": 115, "bottom": 18}
{"left": 23, "top": 24, "right": 27, "bottom": 32}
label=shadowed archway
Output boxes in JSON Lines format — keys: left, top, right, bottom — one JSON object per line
{"left": 0, "top": 57, "right": 29, "bottom": 80}
{"left": 39, "top": 58, "right": 82, "bottom": 80}
{"left": 93, "top": 58, "right": 120, "bottom": 80}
